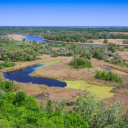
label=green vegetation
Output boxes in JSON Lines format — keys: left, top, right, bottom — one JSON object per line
{"left": 0, "top": 78, "right": 127, "bottom": 128}
{"left": 0, "top": 79, "right": 14, "bottom": 92}
{"left": 108, "top": 43, "right": 116, "bottom": 53}
{"left": 105, "top": 53, "right": 128, "bottom": 67}
{"left": 35, "top": 60, "right": 63, "bottom": 70}
{"left": 69, "top": 57, "right": 92, "bottom": 68}
{"left": 103, "top": 39, "right": 108, "bottom": 44}
{"left": 0, "top": 62, "right": 15, "bottom": 69}
{"left": 95, "top": 70, "right": 123, "bottom": 83}
{"left": 1, "top": 27, "right": 128, "bottom": 43}
{"left": 0, "top": 88, "right": 127, "bottom": 127}
{"left": 123, "top": 39, "right": 128, "bottom": 44}
{"left": 0, "top": 39, "right": 40, "bottom": 62}
{"left": 65, "top": 80, "right": 114, "bottom": 99}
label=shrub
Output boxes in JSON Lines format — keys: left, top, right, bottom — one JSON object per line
{"left": 108, "top": 43, "right": 116, "bottom": 53}
{"left": 73, "top": 94, "right": 125, "bottom": 128}
{"left": 0, "top": 62, "right": 15, "bottom": 69}
{"left": 69, "top": 57, "right": 92, "bottom": 68}
{"left": 14, "top": 91, "right": 27, "bottom": 106}
{"left": 103, "top": 39, "right": 108, "bottom": 44}
{"left": 95, "top": 70, "right": 123, "bottom": 83}
{"left": 0, "top": 80, "right": 14, "bottom": 92}
{"left": 123, "top": 39, "right": 128, "bottom": 44}
{"left": 111, "top": 53, "right": 122, "bottom": 64}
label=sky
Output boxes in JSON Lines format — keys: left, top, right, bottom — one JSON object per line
{"left": 0, "top": 0, "right": 128, "bottom": 26}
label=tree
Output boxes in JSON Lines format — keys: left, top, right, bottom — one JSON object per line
{"left": 103, "top": 39, "right": 108, "bottom": 44}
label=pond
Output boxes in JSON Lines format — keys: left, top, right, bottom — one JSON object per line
{"left": 3, "top": 64, "right": 66, "bottom": 87}
{"left": 103, "top": 68, "right": 112, "bottom": 72}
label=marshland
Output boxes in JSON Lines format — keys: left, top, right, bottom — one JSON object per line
{"left": 0, "top": 27, "right": 128, "bottom": 127}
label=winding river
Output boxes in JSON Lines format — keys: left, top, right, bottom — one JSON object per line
{"left": 3, "top": 64, "right": 66, "bottom": 87}
{"left": 21, "top": 35, "right": 104, "bottom": 47}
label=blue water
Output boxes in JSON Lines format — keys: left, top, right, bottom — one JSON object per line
{"left": 103, "top": 68, "right": 112, "bottom": 72}
{"left": 21, "top": 35, "right": 46, "bottom": 43}
{"left": 3, "top": 64, "right": 66, "bottom": 87}
{"left": 21, "top": 35, "right": 104, "bottom": 47}
{"left": 1, "top": 36, "right": 12, "bottom": 39}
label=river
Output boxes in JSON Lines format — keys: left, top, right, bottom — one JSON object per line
{"left": 3, "top": 64, "right": 66, "bottom": 87}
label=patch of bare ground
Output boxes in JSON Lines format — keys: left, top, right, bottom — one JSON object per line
{"left": 105, "top": 95, "right": 128, "bottom": 109}
{"left": 33, "top": 57, "right": 128, "bottom": 88}
{"left": 44, "top": 87, "right": 88, "bottom": 102}
{"left": 90, "top": 39, "right": 124, "bottom": 45}
{"left": 1, "top": 54, "right": 128, "bottom": 105}
{"left": 110, "top": 32, "right": 128, "bottom": 35}
{"left": 0, "top": 55, "right": 89, "bottom": 104}
{"left": 117, "top": 51, "right": 128, "bottom": 60}
{"left": 7, "top": 34, "right": 24, "bottom": 41}
{"left": 112, "top": 88, "right": 128, "bottom": 95}
{"left": 14, "top": 82, "right": 47, "bottom": 96}
{"left": 44, "top": 39, "right": 128, "bottom": 46}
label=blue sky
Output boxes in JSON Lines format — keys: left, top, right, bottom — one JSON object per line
{"left": 0, "top": 0, "right": 128, "bottom": 26}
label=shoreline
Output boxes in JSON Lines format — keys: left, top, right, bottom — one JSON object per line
{"left": 4, "top": 34, "right": 128, "bottom": 46}
{"left": 7, "top": 34, "right": 24, "bottom": 41}
{"left": 44, "top": 39, "right": 128, "bottom": 46}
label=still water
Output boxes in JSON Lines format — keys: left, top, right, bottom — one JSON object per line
{"left": 4, "top": 64, "right": 66, "bottom": 87}
{"left": 21, "top": 35, "right": 104, "bottom": 47}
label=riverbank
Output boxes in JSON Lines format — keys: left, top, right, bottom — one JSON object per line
{"left": 0, "top": 55, "right": 88, "bottom": 104}
{"left": 44, "top": 38, "right": 128, "bottom": 46}
{"left": 0, "top": 54, "right": 128, "bottom": 107}
{"left": 7, "top": 34, "right": 24, "bottom": 41}
{"left": 5, "top": 34, "right": 128, "bottom": 46}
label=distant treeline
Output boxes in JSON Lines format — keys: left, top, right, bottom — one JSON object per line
{"left": 0, "top": 27, "right": 128, "bottom": 42}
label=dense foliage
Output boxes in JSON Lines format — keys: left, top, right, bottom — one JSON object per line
{"left": 95, "top": 70, "right": 123, "bottom": 83}
{"left": 1, "top": 27, "right": 128, "bottom": 43}
{"left": 0, "top": 79, "right": 128, "bottom": 127}
{"left": 69, "top": 57, "right": 92, "bottom": 68}
{"left": 0, "top": 39, "right": 40, "bottom": 62}
{"left": 0, "top": 62, "right": 15, "bottom": 69}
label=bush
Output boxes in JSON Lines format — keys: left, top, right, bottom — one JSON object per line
{"left": 14, "top": 91, "right": 27, "bottom": 106}
{"left": 69, "top": 57, "right": 92, "bottom": 68}
{"left": 108, "top": 43, "right": 116, "bottom": 53}
{"left": 103, "top": 39, "right": 108, "bottom": 44}
{"left": 0, "top": 80, "right": 14, "bottom": 92}
{"left": 73, "top": 94, "right": 125, "bottom": 128}
{"left": 123, "top": 39, "right": 128, "bottom": 44}
{"left": 111, "top": 53, "right": 122, "bottom": 64}
{"left": 95, "top": 70, "right": 123, "bottom": 83}
{"left": 0, "top": 62, "right": 15, "bottom": 69}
